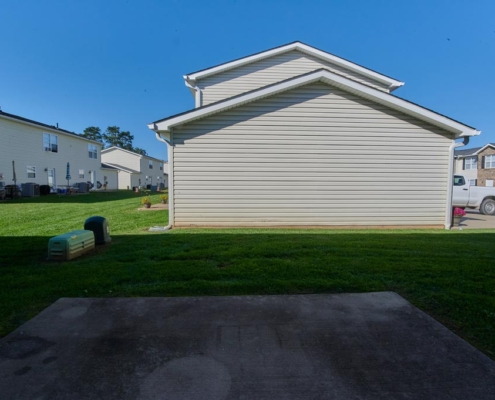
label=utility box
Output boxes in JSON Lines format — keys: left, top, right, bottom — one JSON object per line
{"left": 84, "top": 216, "right": 111, "bottom": 245}
{"left": 77, "top": 182, "right": 88, "bottom": 194}
{"left": 22, "top": 183, "right": 40, "bottom": 197}
{"left": 48, "top": 230, "right": 95, "bottom": 261}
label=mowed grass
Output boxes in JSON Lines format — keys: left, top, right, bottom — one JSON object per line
{"left": 1, "top": 191, "right": 495, "bottom": 358}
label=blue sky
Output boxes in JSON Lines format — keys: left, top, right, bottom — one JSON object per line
{"left": 1, "top": 0, "right": 494, "bottom": 160}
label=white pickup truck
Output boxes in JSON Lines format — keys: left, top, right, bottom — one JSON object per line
{"left": 453, "top": 175, "right": 495, "bottom": 215}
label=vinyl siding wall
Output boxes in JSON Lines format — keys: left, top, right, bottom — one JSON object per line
{"left": 101, "top": 149, "right": 141, "bottom": 171}
{"left": 171, "top": 83, "right": 452, "bottom": 227}
{"left": 197, "top": 50, "right": 390, "bottom": 106}
{"left": 101, "top": 169, "right": 118, "bottom": 189}
{"left": 0, "top": 117, "right": 102, "bottom": 188}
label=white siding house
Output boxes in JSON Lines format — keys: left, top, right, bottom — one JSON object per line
{"left": 149, "top": 42, "right": 481, "bottom": 229}
{"left": 0, "top": 111, "right": 112, "bottom": 190}
{"left": 101, "top": 147, "right": 168, "bottom": 189}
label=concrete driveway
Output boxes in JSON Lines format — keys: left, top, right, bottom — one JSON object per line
{"left": 1, "top": 293, "right": 494, "bottom": 399}
{"left": 457, "top": 209, "right": 495, "bottom": 229}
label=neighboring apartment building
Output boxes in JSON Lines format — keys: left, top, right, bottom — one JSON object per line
{"left": 0, "top": 110, "right": 117, "bottom": 190}
{"left": 454, "top": 143, "right": 495, "bottom": 187}
{"left": 101, "top": 146, "right": 168, "bottom": 190}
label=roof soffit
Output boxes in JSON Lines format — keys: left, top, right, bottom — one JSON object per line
{"left": 152, "top": 69, "right": 479, "bottom": 138}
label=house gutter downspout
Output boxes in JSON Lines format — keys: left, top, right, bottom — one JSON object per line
{"left": 149, "top": 131, "right": 173, "bottom": 231}
{"left": 445, "top": 136, "right": 470, "bottom": 229}
{"left": 184, "top": 77, "right": 202, "bottom": 108}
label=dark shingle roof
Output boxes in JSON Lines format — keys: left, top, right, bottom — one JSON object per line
{"left": 0, "top": 110, "right": 80, "bottom": 137}
{"left": 455, "top": 143, "right": 495, "bottom": 157}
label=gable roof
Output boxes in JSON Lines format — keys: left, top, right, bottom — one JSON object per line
{"left": 100, "top": 162, "right": 140, "bottom": 174}
{"left": 0, "top": 110, "right": 102, "bottom": 145}
{"left": 150, "top": 68, "right": 480, "bottom": 139}
{"left": 101, "top": 146, "right": 166, "bottom": 163}
{"left": 184, "top": 41, "right": 405, "bottom": 92}
{"left": 455, "top": 143, "right": 495, "bottom": 157}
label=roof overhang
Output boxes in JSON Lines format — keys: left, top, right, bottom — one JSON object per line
{"left": 473, "top": 143, "right": 495, "bottom": 155}
{"left": 183, "top": 41, "right": 404, "bottom": 93}
{"left": 150, "top": 69, "right": 480, "bottom": 139}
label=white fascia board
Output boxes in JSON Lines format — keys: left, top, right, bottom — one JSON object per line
{"left": 473, "top": 143, "right": 495, "bottom": 155}
{"left": 101, "top": 146, "right": 144, "bottom": 159}
{"left": 152, "top": 69, "right": 479, "bottom": 138}
{"left": 184, "top": 42, "right": 404, "bottom": 92}
{"left": 101, "top": 162, "right": 138, "bottom": 174}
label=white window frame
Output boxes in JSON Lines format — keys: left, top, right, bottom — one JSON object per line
{"left": 486, "top": 180, "right": 494, "bottom": 187}
{"left": 485, "top": 155, "right": 495, "bottom": 169}
{"left": 469, "top": 179, "right": 477, "bottom": 186}
{"left": 43, "top": 133, "right": 58, "bottom": 153}
{"left": 27, "top": 166, "right": 36, "bottom": 178}
{"left": 149, "top": 160, "right": 153, "bottom": 169}
{"left": 88, "top": 144, "right": 98, "bottom": 159}
{"left": 464, "top": 156, "right": 477, "bottom": 170}
{"left": 79, "top": 169, "right": 84, "bottom": 178}
{"left": 159, "top": 162, "right": 163, "bottom": 171}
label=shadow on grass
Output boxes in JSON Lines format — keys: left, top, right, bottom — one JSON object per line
{"left": 0, "top": 190, "right": 166, "bottom": 204}
{"left": 1, "top": 231, "right": 495, "bottom": 356}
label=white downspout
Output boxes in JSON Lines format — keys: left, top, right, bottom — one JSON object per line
{"left": 149, "top": 131, "right": 173, "bottom": 231}
{"left": 184, "top": 78, "right": 202, "bottom": 108}
{"left": 445, "top": 136, "right": 470, "bottom": 229}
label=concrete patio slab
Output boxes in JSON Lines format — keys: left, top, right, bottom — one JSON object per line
{"left": 454, "top": 209, "right": 495, "bottom": 229}
{"left": 1, "top": 292, "right": 494, "bottom": 399}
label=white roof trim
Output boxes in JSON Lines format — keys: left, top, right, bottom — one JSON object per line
{"left": 184, "top": 41, "right": 404, "bottom": 92}
{"left": 151, "top": 69, "right": 480, "bottom": 139}
{"left": 100, "top": 162, "right": 139, "bottom": 174}
{"left": 473, "top": 143, "right": 495, "bottom": 155}
{"left": 101, "top": 146, "right": 165, "bottom": 163}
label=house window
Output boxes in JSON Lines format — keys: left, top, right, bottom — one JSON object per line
{"left": 88, "top": 144, "right": 98, "bottom": 159}
{"left": 464, "top": 157, "right": 477, "bottom": 170}
{"left": 159, "top": 162, "right": 163, "bottom": 171}
{"left": 149, "top": 161, "right": 153, "bottom": 169}
{"left": 485, "top": 155, "right": 495, "bottom": 169}
{"left": 79, "top": 169, "right": 84, "bottom": 178}
{"left": 469, "top": 179, "right": 477, "bottom": 186}
{"left": 487, "top": 180, "right": 494, "bottom": 187}
{"left": 43, "top": 133, "right": 58, "bottom": 153}
{"left": 27, "top": 166, "right": 36, "bottom": 178}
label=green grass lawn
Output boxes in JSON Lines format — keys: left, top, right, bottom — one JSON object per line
{"left": 1, "top": 191, "right": 495, "bottom": 358}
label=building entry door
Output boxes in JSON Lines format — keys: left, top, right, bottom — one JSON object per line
{"left": 48, "top": 169, "right": 56, "bottom": 188}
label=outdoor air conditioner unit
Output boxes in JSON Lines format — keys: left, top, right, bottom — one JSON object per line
{"left": 47, "top": 230, "right": 95, "bottom": 261}
{"left": 22, "top": 183, "right": 40, "bottom": 197}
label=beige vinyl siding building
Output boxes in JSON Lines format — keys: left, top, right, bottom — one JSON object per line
{"left": 172, "top": 82, "right": 452, "bottom": 227}
{"left": 0, "top": 112, "right": 104, "bottom": 190}
{"left": 150, "top": 41, "right": 480, "bottom": 229}
{"left": 101, "top": 147, "right": 168, "bottom": 189}
{"left": 196, "top": 50, "right": 391, "bottom": 106}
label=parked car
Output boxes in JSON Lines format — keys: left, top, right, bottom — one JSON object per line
{"left": 453, "top": 175, "right": 495, "bottom": 215}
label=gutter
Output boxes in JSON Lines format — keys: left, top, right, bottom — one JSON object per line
{"left": 149, "top": 131, "right": 173, "bottom": 231}
{"left": 445, "top": 136, "right": 470, "bottom": 229}
{"left": 184, "top": 77, "right": 202, "bottom": 108}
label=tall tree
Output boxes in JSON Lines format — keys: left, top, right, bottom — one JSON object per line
{"left": 133, "top": 147, "right": 147, "bottom": 156}
{"left": 102, "top": 126, "right": 134, "bottom": 150}
{"left": 81, "top": 126, "right": 103, "bottom": 143}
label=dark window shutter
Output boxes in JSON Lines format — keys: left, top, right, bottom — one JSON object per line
{"left": 462, "top": 159, "right": 466, "bottom": 170}
{"left": 481, "top": 156, "right": 485, "bottom": 169}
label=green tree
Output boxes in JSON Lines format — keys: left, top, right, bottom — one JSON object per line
{"left": 102, "top": 126, "right": 134, "bottom": 150}
{"left": 81, "top": 126, "right": 103, "bottom": 143}
{"left": 133, "top": 147, "right": 147, "bottom": 156}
